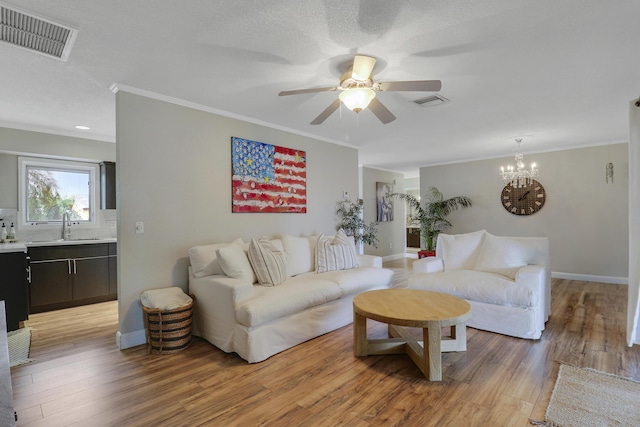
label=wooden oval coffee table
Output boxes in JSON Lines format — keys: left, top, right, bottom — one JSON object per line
{"left": 353, "top": 288, "right": 471, "bottom": 381}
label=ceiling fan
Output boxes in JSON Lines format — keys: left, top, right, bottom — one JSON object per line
{"left": 279, "top": 54, "right": 442, "bottom": 125}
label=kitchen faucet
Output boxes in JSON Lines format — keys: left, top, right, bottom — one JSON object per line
{"left": 62, "top": 210, "right": 71, "bottom": 240}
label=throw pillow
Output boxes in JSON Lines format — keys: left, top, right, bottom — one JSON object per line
{"left": 315, "top": 229, "right": 359, "bottom": 273}
{"left": 282, "top": 234, "right": 317, "bottom": 276}
{"left": 438, "top": 230, "right": 486, "bottom": 271}
{"left": 188, "top": 237, "right": 244, "bottom": 278}
{"left": 247, "top": 237, "right": 288, "bottom": 286}
{"left": 216, "top": 243, "right": 257, "bottom": 283}
{"left": 473, "top": 233, "right": 531, "bottom": 279}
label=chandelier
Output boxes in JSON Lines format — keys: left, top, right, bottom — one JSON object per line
{"left": 499, "top": 138, "right": 539, "bottom": 188}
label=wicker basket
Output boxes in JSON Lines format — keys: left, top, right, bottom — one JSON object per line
{"left": 142, "top": 298, "right": 193, "bottom": 355}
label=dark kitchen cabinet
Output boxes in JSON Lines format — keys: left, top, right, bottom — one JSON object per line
{"left": 29, "top": 243, "right": 117, "bottom": 313}
{"left": 100, "top": 161, "right": 116, "bottom": 209}
{"left": 0, "top": 251, "right": 29, "bottom": 331}
{"left": 108, "top": 242, "right": 117, "bottom": 295}
{"left": 407, "top": 227, "right": 421, "bottom": 248}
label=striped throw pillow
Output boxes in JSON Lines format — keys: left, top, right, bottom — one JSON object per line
{"left": 247, "top": 237, "right": 288, "bottom": 286}
{"left": 315, "top": 229, "right": 359, "bottom": 273}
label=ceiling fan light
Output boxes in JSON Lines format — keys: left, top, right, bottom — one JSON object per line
{"left": 339, "top": 88, "right": 375, "bottom": 113}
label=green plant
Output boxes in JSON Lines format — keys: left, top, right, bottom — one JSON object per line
{"left": 336, "top": 198, "right": 379, "bottom": 248}
{"left": 391, "top": 187, "right": 472, "bottom": 251}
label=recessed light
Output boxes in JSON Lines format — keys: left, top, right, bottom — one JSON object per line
{"left": 75, "top": 125, "right": 90, "bottom": 130}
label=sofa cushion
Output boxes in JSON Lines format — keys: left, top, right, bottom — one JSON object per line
{"left": 474, "top": 233, "right": 531, "bottom": 279}
{"left": 235, "top": 278, "right": 342, "bottom": 327}
{"left": 311, "top": 267, "right": 395, "bottom": 296}
{"left": 315, "top": 229, "right": 359, "bottom": 273}
{"left": 282, "top": 234, "right": 317, "bottom": 276}
{"left": 217, "top": 244, "right": 257, "bottom": 283}
{"left": 409, "top": 270, "right": 538, "bottom": 308}
{"left": 188, "top": 237, "right": 244, "bottom": 278}
{"left": 248, "top": 237, "right": 287, "bottom": 286}
{"left": 438, "top": 230, "right": 486, "bottom": 271}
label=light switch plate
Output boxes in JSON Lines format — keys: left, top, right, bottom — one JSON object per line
{"left": 135, "top": 221, "right": 144, "bottom": 234}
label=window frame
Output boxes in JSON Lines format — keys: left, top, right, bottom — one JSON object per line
{"left": 18, "top": 156, "right": 100, "bottom": 229}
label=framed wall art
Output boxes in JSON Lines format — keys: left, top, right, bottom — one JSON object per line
{"left": 231, "top": 137, "right": 307, "bottom": 213}
{"left": 376, "top": 181, "right": 394, "bottom": 222}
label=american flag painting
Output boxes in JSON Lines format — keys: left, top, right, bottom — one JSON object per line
{"left": 231, "top": 137, "right": 307, "bottom": 213}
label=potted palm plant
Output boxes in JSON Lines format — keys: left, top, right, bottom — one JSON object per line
{"left": 391, "top": 187, "right": 472, "bottom": 254}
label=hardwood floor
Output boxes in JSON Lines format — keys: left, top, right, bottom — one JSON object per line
{"left": 11, "top": 258, "right": 640, "bottom": 426}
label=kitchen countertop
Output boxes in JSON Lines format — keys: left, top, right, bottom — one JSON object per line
{"left": 0, "top": 238, "right": 117, "bottom": 253}
{"left": 25, "top": 238, "right": 117, "bottom": 247}
{"left": 0, "top": 242, "right": 27, "bottom": 254}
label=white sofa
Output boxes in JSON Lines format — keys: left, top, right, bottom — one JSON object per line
{"left": 188, "top": 232, "right": 394, "bottom": 363}
{"left": 408, "top": 230, "right": 550, "bottom": 339}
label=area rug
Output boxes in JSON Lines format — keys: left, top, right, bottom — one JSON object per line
{"left": 530, "top": 364, "right": 640, "bottom": 426}
{"left": 7, "top": 327, "right": 32, "bottom": 367}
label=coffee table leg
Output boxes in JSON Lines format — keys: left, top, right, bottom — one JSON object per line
{"left": 354, "top": 310, "right": 368, "bottom": 356}
{"left": 425, "top": 322, "right": 442, "bottom": 381}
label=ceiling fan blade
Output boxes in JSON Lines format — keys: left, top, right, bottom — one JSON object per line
{"left": 377, "top": 80, "right": 442, "bottom": 92}
{"left": 352, "top": 55, "right": 377, "bottom": 81}
{"left": 310, "top": 99, "right": 341, "bottom": 125}
{"left": 279, "top": 86, "right": 337, "bottom": 96}
{"left": 368, "top": 98, "right": 396, "bottom": 124}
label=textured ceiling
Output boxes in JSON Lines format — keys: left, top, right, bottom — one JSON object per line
{"left": 1, "top": 0, "right": 639, "bottom": 177}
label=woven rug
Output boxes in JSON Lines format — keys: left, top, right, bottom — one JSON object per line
{"left": 530, "top": 364, "right": 640, "bottom": 426}
{"left": 7, "top": 327, "right": 32, "bottom": 367}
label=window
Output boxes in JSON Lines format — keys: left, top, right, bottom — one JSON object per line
{"left": 18, "top": 157, "right": 99, "bottom": 227}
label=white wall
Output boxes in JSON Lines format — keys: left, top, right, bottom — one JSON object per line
{"left": 360, "top": 167, "right": 405, "bottom": 259}
{"left": 629, "top": 100, "right": 640, "bottom": 345}
{"left": 420, "top": 143, "right": 629, "bottom": 281}
{"left": 115, "top": 91, "right": 360, "bottom": 344}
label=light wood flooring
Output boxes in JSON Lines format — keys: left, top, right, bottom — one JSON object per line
{"left": 11, "top": 258, "right": 640, "bottom": 426}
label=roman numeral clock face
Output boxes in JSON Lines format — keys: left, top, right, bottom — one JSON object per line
{"left": 501, "top": 179, "right": 546, "bottom": 216}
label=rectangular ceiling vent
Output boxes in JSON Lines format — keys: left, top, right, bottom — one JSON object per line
{"left": 412, "top": 94, "right": 449, "bottom": 107}
{"left": 0, "top": 4, "right": 77, "bottom": 61}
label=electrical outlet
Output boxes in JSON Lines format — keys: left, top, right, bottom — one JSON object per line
{"left": 343, "top": 190, "right": 349, "bottom": 199}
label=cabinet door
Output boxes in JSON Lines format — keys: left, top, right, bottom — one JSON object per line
{"left": 30, "top": 260, "right": 73, "bottom": 310}
{"left": 108, "top": 243, "right": 117, "bottom": 296}
{"left": 73, "top": 257, "right": 110, "bottom": 300}
{"left": 0, "top": 252, "right": 29, "bottom": 331}
{"left": 100, "top": 161, "right": 116, "bottom": 209}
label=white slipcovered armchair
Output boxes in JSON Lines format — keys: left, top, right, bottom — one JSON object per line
{"left": 408, "top": 230, "right": 550, "bottom": 339}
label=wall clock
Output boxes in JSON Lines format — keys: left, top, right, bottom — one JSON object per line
{"left": 500, "top": 179, "right": 546, "bottom": 216}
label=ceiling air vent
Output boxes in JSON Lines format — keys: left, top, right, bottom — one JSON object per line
{"left": 412, "top": 94, "right": 449, "bottom": 107}
{"left": 0, "top": 4, "right": 77, "bottom": 61}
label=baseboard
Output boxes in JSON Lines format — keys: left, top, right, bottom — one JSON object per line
{"left": 551, "top": 271, "right": 628, "bottom": 285}
{"left": 382, "top": 252, "right": 410, "bottom": 262}
{"left": 116, "top": 329, "right": 146, "bottom": 350}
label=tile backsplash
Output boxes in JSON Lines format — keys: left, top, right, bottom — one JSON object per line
{"left": 0, "top": 208, "right": 116, "bottom": 242}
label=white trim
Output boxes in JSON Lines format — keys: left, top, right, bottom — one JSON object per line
{"left": 551, "top": 271, "right": 628, "bottom": 285}
{"left": 110, "top": 82, "right": 358, "bottom": 150}
{"left": 116, "top": 329, "right": 146, "bottom": 350}
{"left": 382, "top": 252, "right": 410, "bottom": 262}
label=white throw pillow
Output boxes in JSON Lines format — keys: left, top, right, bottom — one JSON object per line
{"left": 188, "top": 237, "right": 244, "bottom": 278}
{"left": 247, "top": 237, "right": 287, "bottom": 286}
{"left": 216, "top": 244, "right": 257, "bottom": 283}
{"left": 315, "top": 229, "right": 359, "bottom": 273}
{"left": 473, "top": 233, "right": 530, "bottom": 279}
{"left": 438, "top": 230, "right": 486, "bottom": 271}
{"left": 282, "top": 234, "right": 317, "bottom": 276}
